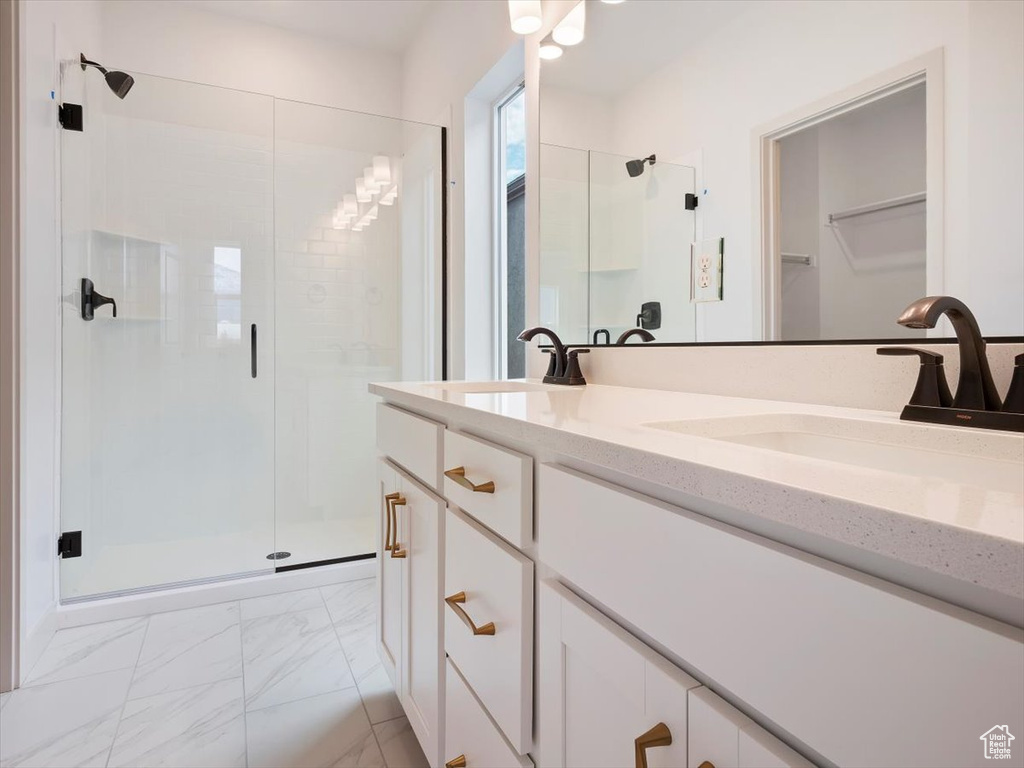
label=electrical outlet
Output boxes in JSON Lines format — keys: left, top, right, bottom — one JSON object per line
{"left": 691, "top": 237, "right": 724, "bottom": 302}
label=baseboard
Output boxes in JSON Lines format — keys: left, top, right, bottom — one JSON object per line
{"left": 19, "top": 603, "right": 57, "bottom": 684}
{"left": 54, "top": 558, "right": 375, "bottom": 630}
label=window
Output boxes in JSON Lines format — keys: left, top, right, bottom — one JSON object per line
{"left": 213, "top": 246, "right": 242, "bottom": 341}
{"left": 497, "top": 84, "right": 526, "bottom": 379}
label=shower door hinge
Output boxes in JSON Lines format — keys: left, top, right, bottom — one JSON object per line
{"left": 57, "top": 531, "right": 82, "bottom": 559}
{"left": 58, "top": 103, "right": 83, "bottom": 131}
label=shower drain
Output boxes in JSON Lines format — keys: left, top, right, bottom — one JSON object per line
{"left": 266, "top": 551, "right": 292, "bottom": 561}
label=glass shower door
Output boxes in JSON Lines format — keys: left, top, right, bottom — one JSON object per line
{"left": 60, "top": 66, "right": 276, "bottom": 599}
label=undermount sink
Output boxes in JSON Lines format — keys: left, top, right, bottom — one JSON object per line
{"left": 426, "top": 381, "right": 556, "bottom": 394}
{"left": 645, "top": 413, "right": 1024, "bottom": 495}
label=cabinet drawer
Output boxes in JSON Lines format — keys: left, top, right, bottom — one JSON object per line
{"left": 445, "top": 507, "right": 534, "bottom": 754}
{"left": 445, "top": 658, "right": 533, "bottom": 768}
{"left": 537, "top": 464, "right": 1024, "bottom": 768}
{"left": 443, "top": 431, "right": 532, "bottom": 548}
{"left": 376, "top": 403, "right": 443, "bottom": 491}
{"left": 689, "top": 688, "right": 813, "bottom": 768}
{"left": 538, "top": 579, "right": 699, "bottom": 768}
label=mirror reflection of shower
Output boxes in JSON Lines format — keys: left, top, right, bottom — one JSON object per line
{"left": 625, "top": 153, "right": 655, "bottom": 177}
{"left": 79, "top": 52, "right": 135, "bottom": 99}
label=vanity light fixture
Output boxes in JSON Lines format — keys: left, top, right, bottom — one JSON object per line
{"left": 508, "top": 0, "right": 542, "bottom": 35}
{"left": 601, "top": 0, "right": 626, "bottom": 4}
{"left": 343, "top": 194, "right": 358, "bottom": 216}
{"left": 379, "top": 185, "right": 398, "bottom": 205}
{"left": 372, "top": 155, "right": 391, "bottom": 185}
{"left": 539, "top": 34, "right": 563, "bottom": 60}
{"left": 363, "top": 167, "right": 380, "bottom": 193}
{"left": 552, "top": 0, "right": 585, "bottom": 46}
{"left": 331, "top": 214, "right": 349, "bottom": 230}
{"left": 356, "top": 178, "right": 372, "bottom": 203}
{"left": 366, "top": 204, "right": 379, "bottom": 221}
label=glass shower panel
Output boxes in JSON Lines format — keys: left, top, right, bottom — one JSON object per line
{"left": 60, "top": 66, "right": 276, "bottom": 599}
{"left": 588, "top": 151, "right": 697, "bottom": 342}
{"left": 273, "top": 101, "right": 442, "bottom": 568}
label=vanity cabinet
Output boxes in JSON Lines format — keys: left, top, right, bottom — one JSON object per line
{"left": 376, "top": 456, "right": 445, "bottom": 767}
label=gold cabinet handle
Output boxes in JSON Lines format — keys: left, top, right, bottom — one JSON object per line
{"left": 383, "top": 492, "right": 400, "bottom": 551}
{"left": 635, "top": 722, "right": 672, "bottom": 768}
{"left": 444, "top": 591, "right": 495, "bottom": 635}
{"left": 445, "top": 757, "right": 467, "bottom": 768}
{"left": 444, "top": 466, "right": 495, "bottom": 494}
{"left": 696, "top": 763, "right": 715, "bottom": 768}
{"left": 390, "top": 494, "right": 407, "bottom": 558}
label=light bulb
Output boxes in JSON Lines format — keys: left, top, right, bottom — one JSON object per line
{"left": 508, "top": 0, "right": 542, "bottom": 35}
{"left": 343, "top": 194, "right": 357, "bottom": 216}
{"left": 356, "top": 179, "right": 371, "bottom": 203}
{"left": 372, "top": 155, "right": 391, "bottom": 185}
{"left": 553, "top": 1, "right": 585, "bottom": 46}
{"left": 539, "top": 40, "right": 563, "bottom": 60}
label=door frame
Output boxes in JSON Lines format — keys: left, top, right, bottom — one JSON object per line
{"left": 752, "top": 49, "right": 944, "bottom": 340}
{"left": 0, "top": 0, "right": 22, "bottom": 693}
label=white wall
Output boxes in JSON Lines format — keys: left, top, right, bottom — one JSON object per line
{"left": 19, "top": 0, "right": 103, "bottom": 680}
{"left": 612, "top": 0, "right": 1023, "bottom": 339}
{"left": 98, "top": 0, "right": 402, "bottom": 117}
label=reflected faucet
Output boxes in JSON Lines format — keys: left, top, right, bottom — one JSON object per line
{"left": 616, "top": 328, "right": 655, "bottom": 345}
{"left": 896, "top": 296, "right": 1001, "bottom": 411}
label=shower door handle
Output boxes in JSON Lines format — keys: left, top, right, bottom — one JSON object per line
{"left": 250, "top": 324, "right": 257, "bottom": 379}
{"left": 81, "top": 278, "right": 117, "bottom": 320}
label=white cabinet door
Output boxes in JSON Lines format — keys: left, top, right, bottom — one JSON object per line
{"left": 398, "top": 472, "right": 445, "bottom": 768}
{"left": 688, "top": 688, "right": 814, "bottom": 768}
{"left": 538, "top": 580, "right": 700, "bottom": 768}
{"left": 377, "top": 459, "right": 402, "bottom": 687}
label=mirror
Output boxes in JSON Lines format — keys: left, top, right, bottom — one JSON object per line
{"left": 539, "top": 0, "right": 1024, "bottom": 344}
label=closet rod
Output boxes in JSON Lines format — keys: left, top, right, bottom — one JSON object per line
{"left": 827, "top": 191, "right": 926, "bottom": 224}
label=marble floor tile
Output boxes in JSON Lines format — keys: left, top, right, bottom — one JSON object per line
{"left": 0, "top": 668, "right": 131, "bottom": 768}
{"left": 240, "top": 588, "right": 326, "bottom": 621}
{"left": 242, "top": 605, "right": 355, "bottom": 711}
{"left": 24, "top": 617, "right": 148, "bottom": 687}
{"left": 356, "top": 664, "right": 403, "bottom": 725}
{"left": 335, "top": 621, "right": 378, "bottom": 685}
{"left": 246, "top": 687, "right": 384, "bottom": 768}
{"left": 108, "top": 678, "right": 246, "bottom": 768}
{"left": 129, "top": 603, "right": 242, "bottom": 701}
{"left": 321, "top": 579, "right": 375, "bottom": 629}
{"left": 373, "top": 717, "right": 429, "bottom": 768}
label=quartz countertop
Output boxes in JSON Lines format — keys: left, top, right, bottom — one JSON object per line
{"left": 370, "top": 380, "right": 1024, "bottom": 624}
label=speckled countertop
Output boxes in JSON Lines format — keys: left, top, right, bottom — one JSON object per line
{"left": 370, "top": 380, "right": 1024, "bottom": 622}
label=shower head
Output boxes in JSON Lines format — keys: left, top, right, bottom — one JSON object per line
{"left": 626, "top": 154, "right": 656, "bottom": 177}
{"left": 80, "top": 54, "right": 135, "bottom": 99}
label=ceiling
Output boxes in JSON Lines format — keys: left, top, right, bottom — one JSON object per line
{"left": 179, "top": 0, "right": 439, "bottom": 53}
{"left": 542, "top": 0, "right": 758, "bottom": 97}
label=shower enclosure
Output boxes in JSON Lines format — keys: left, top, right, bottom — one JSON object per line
{"left": 59, "top": 65, "right": 444, "bottom": 600}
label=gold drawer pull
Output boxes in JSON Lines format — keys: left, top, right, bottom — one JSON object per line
{"left": 384, "top": 492, "right": 400, "bottom": 551}
{"left": 390, "top": 494, "right": 407, "bottom": 558}
{"left": 444, "top": 466, "right": 495, "bottom": 494}
{"left": 635, "top": 722, "right": 672, "bottom": 768}
{"left": 697, "top": 763, "right": 715, "bottom": 768}
{"left": 445, "top": 757, "right": 467, "bottom": 768}
{"left": 444, "top": 591, "right": 495, "bottom": 635}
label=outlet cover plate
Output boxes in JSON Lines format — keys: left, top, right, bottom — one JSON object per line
{"left": 691, "top": 237, "right": 724, "bottom": 302}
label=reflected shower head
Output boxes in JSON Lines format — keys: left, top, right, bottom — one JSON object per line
{"left": 626, "top": 154, "right": 656, "bottom": 177}
{"left": 80, "top": 53, "right": 135, "bottom": 99}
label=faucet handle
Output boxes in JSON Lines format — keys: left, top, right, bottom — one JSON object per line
{"left": 564, "top": 349, "right": 589, "bottom": 386}
{"left": 541, "top": 349, "right": 558, "bottom": 380}
{"left": 877, "top": 347, "right": 953, "bottom": 407}
{"left": 1003, "top": 353, "right": 1024, "bottom": 414}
